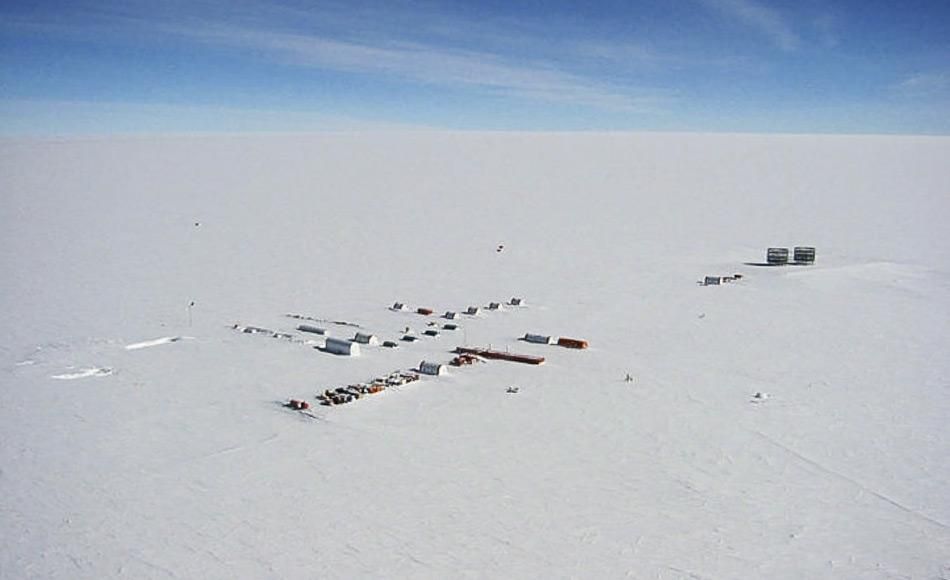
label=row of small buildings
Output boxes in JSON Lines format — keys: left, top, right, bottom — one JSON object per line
{"left": 392, "top": 297, "right": 524, "bottom": 319}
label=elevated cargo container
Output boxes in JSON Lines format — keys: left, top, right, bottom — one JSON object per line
{"left": 767, "top": 247, "right": 789, "bottom": 265}
{"left": 794, "top": 246, "right": 816, "bottom": 264}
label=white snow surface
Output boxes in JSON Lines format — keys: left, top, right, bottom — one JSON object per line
{"left": 1, "top": 132, "right": 949, "bottom": 579}
{"left": 125, "top": 336, "right": 190, "bottom": 351}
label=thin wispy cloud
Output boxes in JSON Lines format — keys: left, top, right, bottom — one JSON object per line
{"left": 572, "top": 40, "right": 760, "bottom": 74}
{"left": 699, "top": 0, "right": 799, "bottom": 51}
{"left": 3, "top": 0, "right": 949, "bottom": 134}
{"left": 572, "top": 42, "right": 668, "bottom": 66}
{"left": 2, "top": 2, "right": 673, "bottom": 113}
{"left": 893, "top": 72, "right": 950, "bottom": 98}
{"left": 812, "top": 14, "right": 840, "bottom": 49}
{"left": 167, "top": 24, "right": 670, "bottom": 111}
{"left": 0, "top": 98, "right": 433, "bottom": 135}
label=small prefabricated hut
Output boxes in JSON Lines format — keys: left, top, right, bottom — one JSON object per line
{"left": 417, "top": 307, "right": 434, "bottom": 316}
{"left": 443, "top": 311, "right": 459, "bottom": 320}
{"left": 524, "top": 333, "right": 555, "bottom": 344}
{"left": 324, "top": 337, "right": 360, "bottom": 356}
{"left": 419, "top": 361, "right": 447, "bottom": 376}
{"left": 391, "top": 302, "right": 407, "bottom": 311}
{"left": 353, "top": 332, "right": 380, "bottom": 345}
{"left": 443, "top": 323, "right": 459, "bottom": 331}
{"left": 703, "top": 276, "right": 723, "bottom": 286}
{"left": 423, "top": 329, "right": 440, "bottom": 337}
{"left": 509, "top": 297, "right": 524, "bottom": 306}
{"left": 794, "top": 246, "right": 816, "bottom": 264}
{"left": 487, "top": 302, "right": 502, "bottom": 310}
{"left": 465, "top": 306, "right": 481, "bottom": 315}
{"left": 767, "top": 247, "right": 789, "bottom": 265}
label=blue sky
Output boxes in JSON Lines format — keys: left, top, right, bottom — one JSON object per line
{"left": 1, "top": 0, "right": 948, "bottom": 134}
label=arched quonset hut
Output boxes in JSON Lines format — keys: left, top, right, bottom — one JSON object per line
{"left": 353, "top": 332, "right": 380, "bottom": 345}
{"left": 419, "top": 361, "right": 447, "bottom": 376}
{"left": 297, "top": 324, "right": 328, "bottom": 335}
{"left": 324, "top": 337, "right": 360, "bottom": 356}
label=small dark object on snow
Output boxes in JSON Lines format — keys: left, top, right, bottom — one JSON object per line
{"left": 506, "top": 386, "right": 519, "bottom": 394}
{"left": 450, "top": 353, "right": 480, "bottom": 366}
{"left": 287, "top": 399, "right": 310, "bottom": 410}
{"left": 424, "top": 329, "right": 439, "bottom": 337}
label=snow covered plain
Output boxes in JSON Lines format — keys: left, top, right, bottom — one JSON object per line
{"left": 1, "top": 132, "right": 949, "bottom": 579}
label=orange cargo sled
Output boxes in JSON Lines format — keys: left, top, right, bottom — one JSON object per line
{"left": 556, "top": 337, "right": 589, "bottom": 349}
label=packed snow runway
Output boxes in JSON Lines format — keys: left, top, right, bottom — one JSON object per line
{"left": 1, "top": 133, "right": 948, "bottom": 579}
